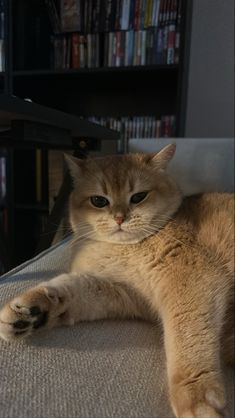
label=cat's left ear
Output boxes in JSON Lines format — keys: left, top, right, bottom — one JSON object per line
{"left": 149, "top": 143, "right": 176, "bottom": 170}
{"left": 64, "top": 154, "right": 84, "bottom": 182}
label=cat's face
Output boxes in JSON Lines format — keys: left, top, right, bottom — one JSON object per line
{"left": 68, "top": 144, "right": 182, "bottom": 244}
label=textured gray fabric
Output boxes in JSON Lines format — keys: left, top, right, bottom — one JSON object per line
{"left": 0, "top": 241, "right": 234, "bottom": 418}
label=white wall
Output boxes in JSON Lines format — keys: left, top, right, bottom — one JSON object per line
{"left": 184, "top": 0, "right": 234, "bottom": 137}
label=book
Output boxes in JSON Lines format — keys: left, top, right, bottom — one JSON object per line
{"left": 72, "top": 32, "right": 80, "bottom": 68}
{"left": 0, "top": 39, "right": 4, "bottom": 71}
{"left": 0, "top": 156, "right": 6, "bottom": 203}
{"left": 174, "top": 0, "right": 181, "bottom": 64}
{"left": 60, "top": 0, "right": 81, "bottom": 32}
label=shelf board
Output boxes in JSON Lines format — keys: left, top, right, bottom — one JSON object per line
{"left": 0, "top": 94, "right": 120, "bottom": 140}
{"left": 13, "top": 65, "right": 179, "bottom": 77}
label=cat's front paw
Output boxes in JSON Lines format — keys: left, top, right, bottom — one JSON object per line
{"left": 170, "top": 372, "right": 226, "bottom": 418}
{"left": 0, "top": 281, "right": 73, "bottom": 342}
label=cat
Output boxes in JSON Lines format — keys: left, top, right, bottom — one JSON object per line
{"left": 0, "top": 143, "right": 234, "bottom": 418}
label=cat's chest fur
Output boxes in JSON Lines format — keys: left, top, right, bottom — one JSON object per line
{"left": 70, "top": 239, "right": 144, "bottom": 279}
{"left": 69, "top": 228, "right": 184, "bottom": 287}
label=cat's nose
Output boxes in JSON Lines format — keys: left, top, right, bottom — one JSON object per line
{"left": 114, "top": 216, "right": 125, "bottom": 225}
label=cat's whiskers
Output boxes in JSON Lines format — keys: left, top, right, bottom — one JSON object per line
{"left": 68, "top": 229, "right": 96, "bottom": 248}
{"left": 148, "top": 221, "right": 198, "bottom": 251}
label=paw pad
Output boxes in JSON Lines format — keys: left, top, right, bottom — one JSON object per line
{"left": 13, "top": 320, "right": 30, "bottom": 329}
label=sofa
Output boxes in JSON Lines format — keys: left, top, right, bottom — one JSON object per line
{"left": 0, "top": 138, "right": 234, "bottom": 418}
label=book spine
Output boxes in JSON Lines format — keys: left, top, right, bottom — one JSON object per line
{"left": 80, "top": 35, "right": 86, "bottom": 67}
{"left": 141, "top": 30, "right": 146, "bottom": 65}
{"left": 162, "top": 23, "right": 169, "bottom": 64}
{"left": 129, "top": 0, "right": 135, "bottom": 29}
{"left": 134, "top": 0, "right": 140, "bottom": 30}
{"left": 60, "top": 0, "right": 80, "bottom": 32}
{"left": 108, "top": 32, "right": 113, "bottom": 66}
{"left": 0, "top": 156, "right": 6, "bottom": 200}
{"left": 87, "top": 0, "right": 92, "bottom": 33}
{"left": 66, "top": 36, "right": 71, "bottom": 69}
{"left": 121, "top": 0, "right": 131, "bottom": 30}
{"left": 137, "top": 31, "right": 142, "bottom": 65}
{"left": 174, "top": 0, "right": 181, "bottom": 64}
{"left": 140, "top": 0, "right": 146, "bottom": 29}
{"left": 128, "top": 30, "right": 134, "bottom": 65}
{"left": 158, "top": 0, "right": 164, "bottom": 24}
{"left": 120, "top": 31, "right": 125, "bottom": 66}
{"left": 147, "top": 0, "right": 153, "bottom": 27}
{"left": 87, "top": 33, "right": 92, "bottom": 67}
{"left": 115, "top": 0, "right": 121, "bottom": 30}
{"left": 36, "top": 150, "right": 42, "bottom": 203}
{"left": 72, "top": 33, "right": 80, "bottom": 68}
{"left": 116, "top": 31, "right": 121, "bottom": 66}
{"left": 62, "top": 36, "right": 67, "bottom": 69}
{"left": 167, "top": 23, "right": 175, "bottom": 64}
{"left": 149, "top": 28, "right": 154, "bottom": 65}
{"left": 156, "top": 119, "right": 161, "bottom": 137}
{"left": 124, "top": 31, "right": 129, "bottom": 65}
{"left": 112, "top": 32, "right": 117, "bottom": 66}
{"left": 0, "top": 39, "right": 4, "bottom": 71}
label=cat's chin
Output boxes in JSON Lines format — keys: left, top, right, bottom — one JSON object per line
{"left": 94, "top": 230, "right": 151, "bottom": 245}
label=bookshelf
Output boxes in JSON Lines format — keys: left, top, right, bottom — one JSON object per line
{"left": 11, "top": 0, "right": 191, "bottom": 136}
{"left": 0, "top": 0, "right": 192, "bottom": 270}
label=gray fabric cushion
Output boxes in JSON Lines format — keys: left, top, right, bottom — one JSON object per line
{"left": 0, "top": 240, "right": 234, "bottom": 418}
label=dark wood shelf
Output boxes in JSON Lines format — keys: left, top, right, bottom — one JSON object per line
{"left": 15, "top": 203, "right": 49, "bottom": 212}
{"left": 13, "top": 65, "right": 179, "bottom": 77}
{"left": 0, "top": 94, "right": 120, "bottom": 141}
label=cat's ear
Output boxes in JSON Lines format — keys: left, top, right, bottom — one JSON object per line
{"left": 149, "top": 143, "right": 176, "bottom": 170}
{"left": 64, "top": 154, "right": 84, "bottom": 181}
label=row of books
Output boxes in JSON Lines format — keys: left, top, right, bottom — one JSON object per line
{"left": 87, "top": 115, "right": 176, "bottom": 140}
{"left": 0, "top": 0, "right": 4, "bottom": 71}
{"left": 51, "top": 24, "right": 179, "bottom": 69}
{"left": 46, "top": 0, "right": 181, "bottom": 34}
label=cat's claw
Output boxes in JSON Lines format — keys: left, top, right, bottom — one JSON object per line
{"left": 0, "top": 284, "right": 71, "bottom": 341}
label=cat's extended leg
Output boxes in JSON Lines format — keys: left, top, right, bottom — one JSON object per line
{"left": 0, "top": 273, "right": 148, "bottom": 342}
{"left": 161, "top": 279, "right": 229, "bottom": 418}
{"left": 220, "top": 296, "right": 235, "bottom": 365}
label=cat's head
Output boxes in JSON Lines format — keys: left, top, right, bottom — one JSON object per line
{"left": 66, "top": 144, "right": 182, "bottom": 244}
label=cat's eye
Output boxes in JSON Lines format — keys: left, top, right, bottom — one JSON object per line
{"left": 130, "top": 192, "right": 148, "bottom": 204}
{"left": 90, "top": 196, "right": 109, "bottom": 208}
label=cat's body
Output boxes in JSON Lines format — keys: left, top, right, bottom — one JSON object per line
{"left": 0, "top": 145, "right": 234, "bottom": 418}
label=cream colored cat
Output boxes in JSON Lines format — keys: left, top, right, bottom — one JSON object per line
{"left": 0, "top": 144, "right": 234, "bottom": 418}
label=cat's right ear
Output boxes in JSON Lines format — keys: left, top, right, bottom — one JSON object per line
{"left": 147, "top": 143, "right": 176, "bottom": 170}
{"left": 64, "top": 154, "right": 83, "bottom": 182}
